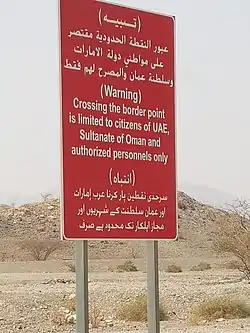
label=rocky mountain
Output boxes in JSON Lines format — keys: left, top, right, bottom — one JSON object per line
{"left": 0, "top": 192, "right": 224, "bottom": 261}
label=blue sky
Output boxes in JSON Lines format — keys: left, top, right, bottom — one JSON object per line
{"left": 0, "top": 0, "right": 249, "bottom": 204}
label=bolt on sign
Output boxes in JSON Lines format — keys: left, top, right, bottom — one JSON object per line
{"left": 59, "top": 0, "right": 177, "bottom": 240}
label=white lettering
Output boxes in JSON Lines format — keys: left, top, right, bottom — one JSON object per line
{"left": 79, "top": 129, "right": 115, "bottom": 143}
{"left": 113, "top": 149, "right": 152, "bottom": 162}
{"left": 114, "top": 118, "right": 142, "bottom": 131}
{"left": 77, "top": 114, "right": 104, "bottom": 127}
{"left": 73, "top": 97, "right": 108, "bottom": 114}
{"left": 122, "top": 104, "right": 146, "bottom": 117}
{"left": 103, "top": 85, "right": 139, "bottom": 104}
{"left": 153, "top": 153, "right": 169, "bottom": 165}
{"left": 125, "top": 134, "right": 147, "bottom": 146}
{"left": 152, "top": 122, "right": 169, "bottom": 134}
{"left": 147, "top": 108, "right": 166, "bottom": 120}
{"left": 71, "top": 145, "right": 112, "bottom": 158}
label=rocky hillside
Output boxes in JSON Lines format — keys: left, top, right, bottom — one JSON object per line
{"left": 0, "top": 192, "right": 223, "bottom": 260}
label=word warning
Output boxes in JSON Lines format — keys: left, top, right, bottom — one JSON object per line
{"left": 59, "top": 0, "right": 177, "bottom": 239}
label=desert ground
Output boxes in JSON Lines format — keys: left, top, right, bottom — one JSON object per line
{"left": 1, "top": 257, "right": 250, "bottom": 333}
{"left": 1, "top": 192, "right": 250, "bottom": 332}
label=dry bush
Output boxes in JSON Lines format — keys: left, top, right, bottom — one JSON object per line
{"left": 19, "top": 239, "right": 63, "bottom": 261}
{"left": 117, "top": 295, "right": 167, "bottom": 322}
{"left": 188, "top": 296, "right": 250, "bottom": 325}
{"left": 67, "top": 297, "right": 103, "bottom": 328}
{"left": 117, "top": 260, "right": 138, "bottom": 272}
{"left": 130, "top": 246, "right": 141, "bottom": 259}
{"left": 65, "top": 261, "right": 76, "bottom": 272}
{"left": 40, "top": 192, "right": 52, "bottom": 201}
{"left": 213, "top": 199, "right": 250, "bottom": 279}
{"left": 0, "top": 251, "right": 7, "bottom": 262}
{"left": 54, "top": 295, "right": 103, "bottom": 328}
{"left": 191, "top": 262, "right": 211, "bottom": 272}
{"left": 223, "top": 260, "right": 241, "bottom": 270}
{"left": 89, "top": 303, "right": 103, "bottom": 328}
{"left": 107, "top": 265, "right": 114, "bottom": 272}
{"left": 166, "top": 264, "right": 182, "bottom": 273}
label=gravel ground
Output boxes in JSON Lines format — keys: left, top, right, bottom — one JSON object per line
{"left": 1, "top": 261, "right": 250, "bottom": 332}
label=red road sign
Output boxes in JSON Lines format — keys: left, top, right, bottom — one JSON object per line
{"left": 59, "top": 0, "right": 177, "bottom": 240}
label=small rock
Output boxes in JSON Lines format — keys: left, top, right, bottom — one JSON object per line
{"left": 69, "top": 294, "right": 76, "bottom": 300}
{"left": 216, "top": 318, "right": 225, "bottom": 322}
{"left": 66, "top": 313, "right": 76, "bottom": 324}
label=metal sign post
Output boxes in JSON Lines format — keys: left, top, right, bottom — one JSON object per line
{"left": 147, "top": 240, "right": 160, "bottom": 333}
{"left": 75, "top": 240, "right": 89, "bottom": 333}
